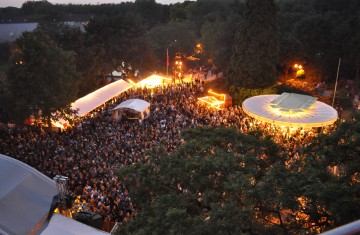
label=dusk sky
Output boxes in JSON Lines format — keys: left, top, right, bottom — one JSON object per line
{"left": 0, "top": 0, "right": 188, "bottom": 8}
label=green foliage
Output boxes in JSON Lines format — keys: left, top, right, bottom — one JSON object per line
{"left": 201, "top": 13, "right": 243, "bottom": 71}
{"left": 227, "top": 0, "right": 279, "bottom": 89}
{"left": 85, "top": 14, "right": 156, "bottom": 81}
{"left": 146, "top": 21, "right": 197, "bottom": 71}
{"left": 299, "top": 116, "right": 360, "bottom": 228}
{"left": 0, "top": 42, "right": 10, "bottom": 66}
{"left": 3, "top": 28, "right": 80, "bottom": 124}
{"left": 116, "top": 127, "right": 299, "bottom": 234}
{"left": 229, "top": 85, "right": 278, "bottom": 105}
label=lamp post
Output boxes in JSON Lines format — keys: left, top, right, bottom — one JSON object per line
{"left": 174, "top": 52, "right": 183, "bottom": 83}
{"left": 294, "top": 63, "right": 305, "bottom": 78}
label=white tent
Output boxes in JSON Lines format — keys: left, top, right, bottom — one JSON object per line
{"left": 52, "top": 79, "right": 133, "bottom": 128}
{"left": 72, "top": 79, "right": 133, "bottom": 117}
{"left": 242, "top": 94, "right": 338, "bottom": 128}
{"left": 136, "top": 74, "right": 172, "bottom": 89}
{"left": 113, "top": 99, "right": 151, "bottom": 120}
{"left": 41, "top": 214, "right": 109, "bottom": 235}
{"left": 0, "top": 154, "right": 110, "bottom": 235}
{"left": 0, "top": 154, "right": 58, "bottom": 235}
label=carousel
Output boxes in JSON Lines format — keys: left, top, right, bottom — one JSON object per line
{"left": 242, "top": 93, "right": 338, "bottom": 128}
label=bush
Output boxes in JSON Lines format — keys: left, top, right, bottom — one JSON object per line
{"left": 229, "top": 85, "right": 277, "bottom": 105}
{"left": 229, "top": 83, "right": 312, "bottom": 105}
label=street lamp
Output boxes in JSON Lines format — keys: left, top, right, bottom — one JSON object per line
{"left": 294, "top": 63, "right": 305, "bottom": 78}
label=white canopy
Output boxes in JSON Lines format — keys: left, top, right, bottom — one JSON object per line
{"left": 41, "top": 214, "right": 109, "bottom": 235}
{"left": 136, "top": 74, "right": 172, "bottom": 89}
{"left": 72, "top": 79, "right": 132, "bottom": 117}
{"left": 0, "top": 154, "right": 110, "bottom": 235}
{"left": 0, "top": 154, "right": 58, "bottom": 235}
{"left": 242, "top": 94, "right": 338, "bottom": 128}
{"left": 113, "top": 99, "right": 150, "bottom": 119}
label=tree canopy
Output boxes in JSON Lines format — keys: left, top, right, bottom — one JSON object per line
{"left": 115, "top": 123, "right": 360, "bottom": 234}
{"left": 2, "top": 28, "right": 80, "bottom": 125}
{"left": 227, "top": 0, "right": 279, "bottom": 89}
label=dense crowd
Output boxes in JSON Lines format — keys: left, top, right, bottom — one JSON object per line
{"left": 0, "top": 79, "right": 337, "bottom": 230}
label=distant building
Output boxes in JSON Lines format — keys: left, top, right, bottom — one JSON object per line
{"left": 0, "top": 22, "right": 85, "bottom": 42}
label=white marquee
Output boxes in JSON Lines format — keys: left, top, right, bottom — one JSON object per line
{"left": 242, "top": 93, "right": 338, "bottom": 128}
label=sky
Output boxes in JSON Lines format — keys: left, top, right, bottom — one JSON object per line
{"left": 0, "top": 0, "right": 187, "bottom": 8}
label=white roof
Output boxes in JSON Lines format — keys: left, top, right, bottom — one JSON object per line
{"left": 41, "top": 214, "right": 109, "bottom": 235}
{"left": 0, "top": 154, "right": 58, "bottom": 235}
{"left": 0, "top": 154, "right": 110, "bottom": 235}
{"left": 270, "top": 93, "right": 317, "bottom": 111}
{"left": 72, "top": 79, "right": 132, "bottom": 116}
{"left": 136, "top": 74, "right": 172, "bottom": 88}
{"left": 113, "top": 99, "right": 150, "bottom": 113}
{"left": 242, "top": 94, "right": 338, "bottom": 128}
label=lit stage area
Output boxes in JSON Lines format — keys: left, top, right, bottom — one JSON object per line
{"left": 198, "top": 89, "right": 232, "bottom": 109}
{"left": 129, "top": 74, "right": 172, "bottom": 89}
{"left": 242, "top": 93, "right": 338, "bottom": 128}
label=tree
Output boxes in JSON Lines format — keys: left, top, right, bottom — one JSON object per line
{"left": 115, "top": 127, "right": 307, "bottom": 234}
{"left": 3, "top": 28, "right": 80, "bottom": 126}
{"left": 297, "top": 117, "right": 360, "bottom": 231}
{"left": 85, "top": 14, "right": 156, "bottom": 83}
{"left": 201, "top": 13, "right": 242, "bottom": 72}
{"left": 146, "top": 21, "right": 197, "bottom": 72}
{"left": 227, "top": 0, "right": 279, "bottom": 89}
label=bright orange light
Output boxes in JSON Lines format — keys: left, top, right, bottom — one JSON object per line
{"left": 208, "top": 89, "right": 226, "bottom": 102}
{"left": 197, "top": 97, "right": 224, "bottom": 109}
{"left": 294, "top": 64, "right": 298, "bottom": 68}
{"left": 298, "top": 65, "right": 302, "bottom": 69}
{"left": 128, "top": 79, "right": 137, "bottom": 86}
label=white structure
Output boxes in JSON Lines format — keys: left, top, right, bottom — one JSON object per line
{"left": 72, "top": 79, "right": 132, "bottom": 117}
{"left": 242, "top": 93, "right": 338, "bottom": 128}
{"left": 113, "top": 99, "right": 151, "bottom": 120}
{"left": 0, "top": 154, "right": 109, "bottom": 235}
{"left": 41, "top": 213, "right": 109, "bottom": 235}
{"left": 0, "top": 154, "right": 58, "bottom": 235}
{"left": 136, "top": 74, "right": 172, "bottom": 89}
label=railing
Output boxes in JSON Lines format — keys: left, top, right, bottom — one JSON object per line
{"left": 320, "top": 220, "right": 360, "bottom": 235}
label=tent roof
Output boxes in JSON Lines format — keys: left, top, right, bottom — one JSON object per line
{"left": 270, "top": 93, "right": 317, "bottom": 111}
{"left": 41, "top": 214, "right": 109, "bottom": 235}
{"left": 242, "top": 94, "right": 338, "bottom": 128}
{"left": 113, "top": 99, "right": 150, "bottom": 113}
{"left": 136, "top": 74, "right": 172, "bottom": 88}
{"left": 72, "top": 79, "right": 132, "bottom": 116}
{"left": 0, "top": 154, "right": 111, "bottom": 235}
{"left": 0, "top": 154, "right": 58, "bottom": 235}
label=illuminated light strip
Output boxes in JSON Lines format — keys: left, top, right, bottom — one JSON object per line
{"left": 128, "top": 79, "right": 137, "bottom": 86}
{"left": 208, "top": 89, "right": 226, "bottom": 102}
{"left": 198, "top": 96, "right": 225, "bottom": 110}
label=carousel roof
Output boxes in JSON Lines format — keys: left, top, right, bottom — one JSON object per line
{"left": 242, "top": 93, "right": 338, "bottom": 128}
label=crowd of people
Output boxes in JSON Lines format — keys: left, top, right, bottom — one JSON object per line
{"left": 0, "top": 78, "right": 338, "bottom": 231}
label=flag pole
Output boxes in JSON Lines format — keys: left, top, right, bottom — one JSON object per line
{"left": 166, "top": 48, "right": 169, "bottom": 76}
{"left": 332, "top": 57, "right": 341, "bottom": 107}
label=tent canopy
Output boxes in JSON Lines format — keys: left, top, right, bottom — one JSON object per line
{"left": 136, "top": 74, "right": 172, "bottom": 89}
{"left": 113, "top": 99, "right": 150, "bottom": 113}
{"left": 0, "top": 154, "right": 58, "bottom": 235}
{"left": 0, "top": 154, "right": 110, "bottom": 235}
{"left": 242, "top": 94, "right": 338, "bottom": 128}
{"left": 72, "top": 79, "right": 132, "bottom": 117}
{"left": 41, "top": 214, "right": 109, "bottom": 235}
